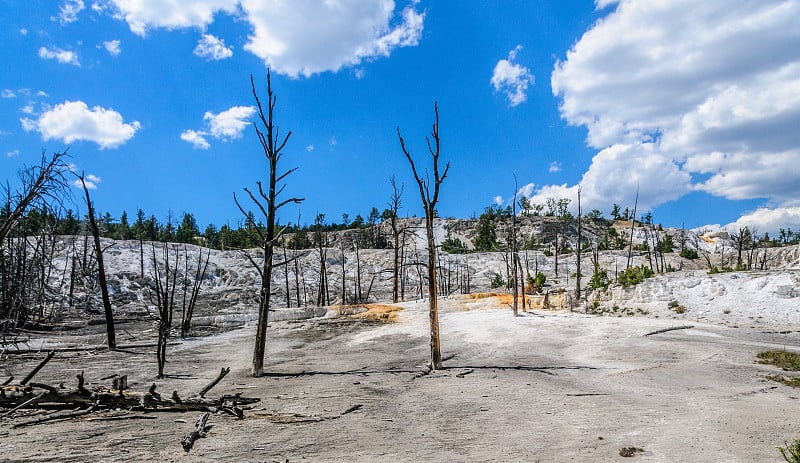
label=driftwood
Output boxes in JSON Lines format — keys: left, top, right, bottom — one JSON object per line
{"left": 182, "top": 412, "right": 211, "bottom": 452}
{"left": 644, "top": 325, "right": 695, "bottom": 337}
{"left": 1, "top": 367, "right": 259, "bottom": 423}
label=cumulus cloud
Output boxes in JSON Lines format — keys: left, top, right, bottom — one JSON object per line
{"left": 6, "top": 149, "right": 20, "bottom": 158}
{"left": 491, "top": 45, "right": 534, "bottom": 106}
{"left": 539, "top": 0, "right": 800, "bottom": 220}
{"left": 22, "top": 100, "right": 141, "bottom": 149}
{"left": 19, "top": 28, "right": 28, "bottom": 35}
{"left": 194, "top": 34, "right": 233, "bottom": 60}
{"left": 58, "top": 0, "right": 85, "bottom": 24}
{"left": 548, "top": 161, "right": 562, "bottom": 173}
{"left": 723, "top": 207, "right": 800, "bottom": 236}
{"left": 1, "top": 89, "right": 15, "bottom": 98}
{"left": 181, "top": 105, "right": 256, "bottom": 149}
{"left": 180, "top": 129, "right": 210, "bottom": 150}
{"left": 101, "top": 0, "right": 424, "bottom": 77}
{"left": 72, "top": 173, "right": 102, "bottom": 190}
{"left": 204, "top": 106, "right": 255, "bottom": 139}
{"left": 306, "top": 144, "right": 315, "bottom": 152}
{"left": 38, "top": 46, "right": 80, "bottom": 66}
{"left": 102, "top": 40, "right": 121, "bottom": 56}
{"left": 103, "top": 0, "right": 239, "bottom": 36}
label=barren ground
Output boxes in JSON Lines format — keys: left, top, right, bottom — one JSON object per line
{"left": 2, "top": 295, "right": 800, "bottom": 462}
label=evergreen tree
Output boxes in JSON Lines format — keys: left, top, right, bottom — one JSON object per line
{"left": 177, "top": 212, "right": 199, "bottom": 244}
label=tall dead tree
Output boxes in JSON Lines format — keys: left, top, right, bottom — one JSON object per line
{"left": 397, "top": 102, "right": 450, "bottom": 371}
{"left": 511, "top": 174, "right": 520, "bottom": 316}
{"left": 0, "top": 151, "right": 69, "bottom": 244}
{"left": 78, "top": 174, "right": 116, "bottom": 349}
{"left": 235, "top": 71, "right": 304, "bottom": 377}
{"left": 387, "top": 177, "right": 404, "bottom": 303}
{"left": 575, "top": 186, "right": 582, "bottom": 303}
{"left": 626, "top": 184, "right": 639, "bottom": 270}
{"left": 150, "top": 242, "right": 180, "bottom": 378}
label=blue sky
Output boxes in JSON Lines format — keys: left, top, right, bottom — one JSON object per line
{"left": 2, "top": 0, "right": 799, "bottom": 234}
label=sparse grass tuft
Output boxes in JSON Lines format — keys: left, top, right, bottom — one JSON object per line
{"left": 758, "top": 351, "right": 800, "bottom": 371}
{"left": 767, "top": 375, "right": 800, "bottom": 388}
{"left": 779, "top": 438, "right": 800, "bottom": 463}
{"left": 668, "top": 300, "right": 686, "bottom": 314}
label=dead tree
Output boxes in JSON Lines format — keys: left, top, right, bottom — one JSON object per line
{"left": 150, "top": 242, "right": 180, "bottom": 378}
{"left": 180, "top": 245, "right": 210, "bottom": 338}
{"left": 387, "top": 177, "right": 404, "bottom": 303}
{"left": 626, "top": 184, "right": 639, "bottom": 270}
{"left": 235, "top": 71, "right": 304, "bottom": 377}
{"left": 78, "top": 174, "right": 116, "bottom": 349}
{"left": 511, "top": 174, "right": 520, "bottom": 316}
{"left": 397, "top": 102, "right": 450, "bottom": 371}
{"left": 0, "top": 151, "right": 69, "bottom": 243}
{"left": 575, "top": 186, "right": 582, "bottom": 303}
{"left": 313, "top": 214, "right": 330, "bottom": 306}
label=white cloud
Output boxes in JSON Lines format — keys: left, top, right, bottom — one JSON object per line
{"left": 72, "top": 173, "right": 102, "bottom": 190}
{"left": 21, "top": 104, "right": 35, "bottom": 115}
{"left": 23, "top": 100, "right": 140, "bottom": 149}
{"left": 243, "top": 0, "right": 425, "bottom": 77}
{"left": 1, "top": 89, "right": 15, "bottom": 98}
{"left": 548, "top": 161, "right": 562, "bottom": 173}
{"left": 19, "top": 28, "right": 28, "bottom": 35}
{"left": 491, "top": 45, "right": 534, "bottom": 107}
{"left": 180, "top": 129, "right": 211, "bottom": 150}
{"left": 306, "top": 144, "right": 315, "bottom": 152}
{"left": 102, "top": 0, "right": 424, "bottom": 77}
{"left": 102, "top": 39, "right": 121, "bottom": 56}
{"left": 517, "top": 182, "right": 535, "bottom": 199}
{"left": 59, "top": 0, "right": 85, "bottom": 24}
{"left": 182, "top": 105, "right": 256, "bottom": 149}
{"left": 722, "top": 207, "right": 800, "bottom": 236}
{"left": 595, "top": 0, "right": 620, "bottom": 9}
{"left": 493, "top": 195, "right": 504, "bottom": 206}
{"left": 6, "top": 149, "right": 20, "bottom": 158}
{"left": 329, "top": 136, "right": 337, "bottom": 147}
{"left": 546, "top": 0, "right": 800, "bottom": 219}
{"left": 194, "top": 34, "right": 233, "bottom": 60}
{"left": 103, "top": 0, "right": 239, "bottom": 36}
{"left": 527, "top": 143, "right": 691, "bottom": 214}
{"left": 38, "top": 46, "right": 80, "bottom": 66}
{"left": 204, "top": 106, "right": 255, "bottom": 139}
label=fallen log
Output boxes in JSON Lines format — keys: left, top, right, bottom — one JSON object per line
{"left": 20, "top": 351, "right": 55, "bottom": 385}
{"left": 644, "top": 325, "right": 695, "bottom": 337}
{"left": 1, "top": 370, "right": 259, "bottom": 415}
{"left": 182, "top": 412, "right": 211, "bottom": 452}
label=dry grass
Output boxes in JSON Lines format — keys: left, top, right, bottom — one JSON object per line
{"left": 466, "top": 292, "right": 504, "bottom": 300}
{"left": 766, "top": 375, "right": 800, "bottom": 388}
{"left": 757, "top": 350, "right": 800, "bottom": 371}
{"left": 343, "top": 304, "right": 403, "bottom": 322}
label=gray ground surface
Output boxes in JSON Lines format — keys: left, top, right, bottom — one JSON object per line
{"left": 2, "top": 296, "right": 799, "bottom": 462}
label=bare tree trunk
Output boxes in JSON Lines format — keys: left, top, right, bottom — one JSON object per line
{"left": 511, "top": 174, "right": 519, "bottom": 316}
{"left": 79, "top": 174, "right": 115, "bottom": 349}
{"left": 626, "top": 185, "right": 639, "bottom": 270}
{"left": 397, "top": 102, "right": 449, "bottom": 371}
{"left": 575, "top": 186, "right": 582, "bottom": 304}
{"left": 237, "top": 71, "right": 304, "bottom": 377}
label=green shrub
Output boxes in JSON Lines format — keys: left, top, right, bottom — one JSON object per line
{"left": 679, "top": 248, "right": 699, "bottom": 259}
{"left": 617, "top": 265, "right": 655, "bottom": 287}
{"left": 588, "top": 265, "right": 611, "bottom": 290}
{"left": 490, "top": 273, "right": 504, "bottom": 289}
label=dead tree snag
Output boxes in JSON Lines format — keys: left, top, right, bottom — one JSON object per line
{"left": 397, "top": 102, "right": 450, "bottom": 371}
